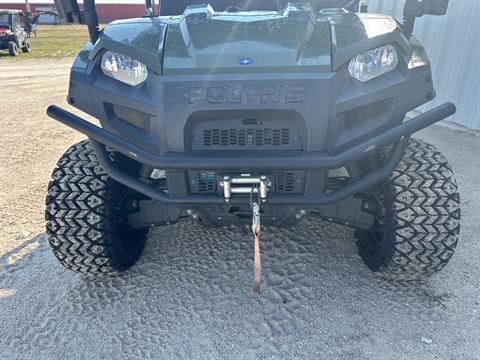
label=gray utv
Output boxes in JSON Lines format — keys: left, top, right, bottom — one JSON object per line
{"left": 46, "top": 0, "right": 460, "bottom": 282}
{"left": 0, "top": 9, "right": 31, "bottom": 56}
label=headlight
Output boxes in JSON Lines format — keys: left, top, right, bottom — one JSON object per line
{"left": 100, "top": 51, "right": 148, "bottom": 86}
{"left": 348, "top": 45, "right": 398, "bottom": 82}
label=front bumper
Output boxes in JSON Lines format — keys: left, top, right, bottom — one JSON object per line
{"left": 47, "top": 102, "right": 455, "bottom": 205}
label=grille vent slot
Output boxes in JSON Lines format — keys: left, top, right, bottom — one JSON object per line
{"left": 276, "top": 171, "right": 305, "bottom": 194}
{"left": 190, "top": 171, "right": 216, "bottom": 193}
{"left": 276, "top": 171, "right": 295, "bottom": 192}
{"left": 203, "top": 128, "right": 291, "bottom": 147}
{"left": 190, "top": 118, "right": 302, "bottom": 151}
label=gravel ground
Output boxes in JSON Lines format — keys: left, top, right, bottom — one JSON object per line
{"left": 0, "top": 59, "right": 84, "bottom": 254}
{"left": 1, "top": 60, "right": 480, "bottom": 359}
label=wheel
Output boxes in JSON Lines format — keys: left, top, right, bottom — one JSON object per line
{"left": 21, "top": 40, "right": 31, "bottom": 53}
{"left": 8, "top": 41, "right": 18, "bottom": 56}
{"left": 356, "top": 139, "right": 461, "bottom": 281}
{"left": 45, "top": 140, "right": 148, "bottom": 275}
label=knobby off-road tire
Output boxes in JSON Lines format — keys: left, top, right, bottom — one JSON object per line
{"left": 8, "top": 41, "right": 18, "bottom": 56}
{"left": 356, "top": 138, "right": 461, "bottom": 281}
{"left": 46, "top": 140, "right": 147, "bottom": 276}
{"left": 21, "top": 40, "right": 31, "bottom": 53}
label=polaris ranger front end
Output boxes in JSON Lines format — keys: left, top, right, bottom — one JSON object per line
{"left": 46, "top": 0, "right": 460, "bottom": 283}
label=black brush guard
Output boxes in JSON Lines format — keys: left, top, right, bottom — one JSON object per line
{"left": 47, "top": 102, "right": 456, "bottom": 205}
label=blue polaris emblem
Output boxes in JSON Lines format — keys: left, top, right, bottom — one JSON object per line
{"left": 239, "top": 58, "right": 254, "bottom": 65}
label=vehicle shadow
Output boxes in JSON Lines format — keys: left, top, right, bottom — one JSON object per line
{"left": 0, "top": 51, "right": 18, "bottom": 58}
{"left": 0, "top": 217, "right": 456, "bottom": 359}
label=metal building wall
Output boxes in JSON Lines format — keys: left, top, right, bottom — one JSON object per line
{"left": 368, "top": 0, "right": 480, "bottom": 129}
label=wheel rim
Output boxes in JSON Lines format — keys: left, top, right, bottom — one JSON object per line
{"left": 358, "top": 182, "right": 396, "bottom": 269}
{"left": 108, "top": 154, "right": 148, "bottom": 264}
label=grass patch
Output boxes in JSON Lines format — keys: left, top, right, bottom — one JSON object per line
{"left": 0, "top": 25, "right": 89, "bottom": 60}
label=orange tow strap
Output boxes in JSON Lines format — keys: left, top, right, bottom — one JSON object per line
{"left": 252, "top": 203, "right": 261, "bottom": 294}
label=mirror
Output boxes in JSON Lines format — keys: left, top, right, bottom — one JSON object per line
{"left": 404, "top": 0, "right": 449, "bottom": 17}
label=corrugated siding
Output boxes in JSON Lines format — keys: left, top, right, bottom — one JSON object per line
{"left": 368, "top": 0, "right": 480, "bottom": 129}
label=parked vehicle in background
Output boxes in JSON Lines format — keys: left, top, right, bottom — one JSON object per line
{"left": 0, "top": 9, "right": 30, "bottom": 56}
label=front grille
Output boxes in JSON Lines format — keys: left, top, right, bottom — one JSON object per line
{"left": 203, "top": 128, "right": 291, "bottom": 148}
{"left": 190, "top": 118, "right": 302, "bottom": 151}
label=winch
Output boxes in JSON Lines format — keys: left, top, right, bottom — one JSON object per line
{"left": 219, "top": 175, "right": 271, "bottom": 203}
{"left": 220, "top": 174, "right": 268, "bottom": 293}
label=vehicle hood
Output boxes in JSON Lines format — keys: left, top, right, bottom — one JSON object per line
{"left": 96, "top": 4, "right": 410, "bottom": 75}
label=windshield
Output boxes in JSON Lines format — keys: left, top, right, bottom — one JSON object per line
{"left": 160, "top": 1, "right": 358, "bottom": 16}
{"left": 0, "top": 13, "right": 9, "bottom": 27}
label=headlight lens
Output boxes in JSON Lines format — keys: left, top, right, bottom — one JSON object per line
{"left": 100, "top": 51, "right": 148, "bottom": 86}
{"left": 348, "top": 45, "right": 398, "bottom": 82}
